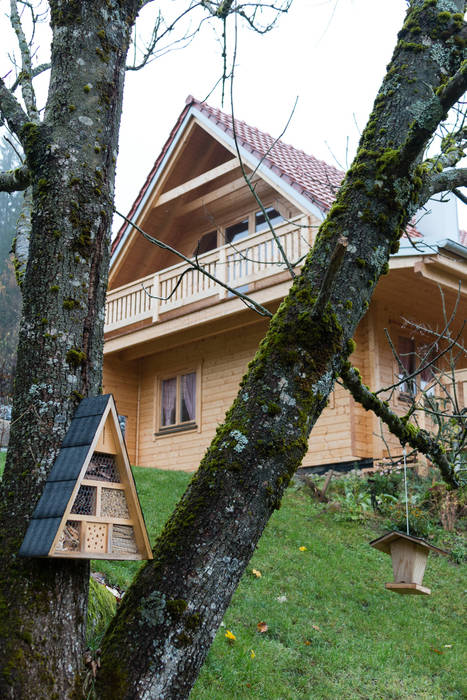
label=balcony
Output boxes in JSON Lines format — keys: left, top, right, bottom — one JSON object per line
{"left": 105, "top": 216, "right": 312, "bottom": 333}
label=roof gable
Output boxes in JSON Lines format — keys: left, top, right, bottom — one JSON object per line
{"left": 112, "top": 96, "right": 426, "bottom": 279}
{"left": 111, "top": 96, "right": 346, "bottom": 265}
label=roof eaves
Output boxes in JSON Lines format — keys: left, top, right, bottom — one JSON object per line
{"left": 111, "top": 99, "right": 195, "bottom": 262}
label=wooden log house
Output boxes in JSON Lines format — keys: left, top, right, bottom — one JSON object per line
{"left": 103, "top": 97, "right": 467, "bottom": 473}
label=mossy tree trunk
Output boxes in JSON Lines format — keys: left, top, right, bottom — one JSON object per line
{"left": 0, "top": 1, "right": 140, "bottom": 698}
{"left": 95, "top": 1, "right": 467, "bottom": 697}
{"left": 0, "top": 1, "right": 465, "bottom": 699}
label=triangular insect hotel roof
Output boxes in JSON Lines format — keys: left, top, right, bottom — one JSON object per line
{"left": 19, "top": 395, "right": 152, "bottom": 560}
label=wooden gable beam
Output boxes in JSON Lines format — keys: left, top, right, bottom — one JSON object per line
{"left": 154, "top": 157, "right": 240, "bottom": 209}
{"left": 178, "top": 173, "right": 261, "bottom": 216}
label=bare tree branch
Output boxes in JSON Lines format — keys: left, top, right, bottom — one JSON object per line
{"left": 453, "top": 186, "right": 467, "bottom": 205}
{"left": 10, "top": 62, "right": 50, "bottom": 94}
{"left": 419, "top": 167, "right": 467, "bottom": 202}
{"left": 9, "top": 0, "right": 39, "bottom": 121}
{"left": 0, "top": 78, "right": 30, "bottom": 139}
{"left": 340, "top": 362, "right": 459, "bottom": 488}
{"left": 0, "top": 164, "right": 30, "bottom": 192}
{"left": 11, "top": 185, "right": 31, "bottom": 288}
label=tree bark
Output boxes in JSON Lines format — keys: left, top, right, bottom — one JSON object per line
{"left": 0, "top": 2, "right": 140, "bottom": 697}
{"left": 96, "top": 2, "right": 467, "bottom": 698}
{"left": 0, "top": 1, "right": 465, "bottom": 699}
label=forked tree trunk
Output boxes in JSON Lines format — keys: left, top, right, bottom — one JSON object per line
{"left": 0, "top": 2, "right": 139, "bottom": 697}
{"left": 0, "top": 1, "right": 465, "bottom": 699}
{"left": 96, "top": 2, "right": 467, "bottom": 698}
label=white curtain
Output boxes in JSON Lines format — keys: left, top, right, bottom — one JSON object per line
{"left": 181, "top": 372, "right": 196, "bottom": 422}
{"left": 161, "top": 377, "right": 177, "bottom": 426}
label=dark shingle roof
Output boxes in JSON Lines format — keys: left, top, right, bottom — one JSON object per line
{"left": 19, "top": 395, "right": 113, "bottom": 557}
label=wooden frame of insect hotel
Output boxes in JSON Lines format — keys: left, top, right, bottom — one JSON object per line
{"left": 19, "top": 394, "right": 153, "bottom": 561}
{"left": 369, "top": 531, "right": 448, "bottom": 595}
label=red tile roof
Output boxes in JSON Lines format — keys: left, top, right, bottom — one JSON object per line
{"left": 112, "top": 95, "right": 420, "bottom": 255}
{"left": 193, "top": 99, "right": 343, "bottom": 212}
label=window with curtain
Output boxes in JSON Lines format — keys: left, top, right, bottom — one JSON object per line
{"left": 398, "top": 336, "right": 416, "bottom": 395}
{"left": 159, "top": 371, "right": 197, "bottom": 432}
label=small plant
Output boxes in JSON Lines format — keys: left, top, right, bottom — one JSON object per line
{"left": 367, "top": 471, "right": 402, "bottom": 513}
{"left": 383, "top": 502, "right": 435, "bottom": 538}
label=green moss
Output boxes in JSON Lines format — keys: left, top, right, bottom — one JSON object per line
{"left": 66, "top": 348, "right": 87, "bottom": 368}
{"left": 174, "top": 631, "right": 193, "bottom": 648}
{"left": 356, "top": 257, "right": 366, "bottom": 268}
{"left": 267, "top": 402, "right": 281, "bottom": 416}
{"left": 381, "top": 262, "right": 389, "bottom": 275}
{"left": 83, "top": 84, "right": 91, "bottom": 93}
{"left": 398, "top": 41, "right": 425, "bottom": 52}
{"left": 37, "top": 178, "right": 48, "bottom": 197}
{"left": 68, "top": 104, "right": 76, "bottom": 112}
{"left": 345, "top": 300, "right": 353, "bottom": 310}
{"left": 165, "top": 598, "right": 187, "bottom": 619}
{"left": 63, "top": 298, "right": 78, "bottom": 310}
{"left": 185, "top": 613, "right": 201, "bottom": 631}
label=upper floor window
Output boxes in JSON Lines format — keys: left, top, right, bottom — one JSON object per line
{"left": 226, "top": 218, "right": 249, "bottom": 244}
{"left": 398, "top": 336, "right": 416, "bottom": 396}
{"left": 255, "top": 207, "right": 284, "bottom": 232}
{"left": 194, "top": 230, "right": 217, "bottom": 256}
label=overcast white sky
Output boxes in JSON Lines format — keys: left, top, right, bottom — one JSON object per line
{"left": 1, "top": 0, "right": 465, "bottom": 230}
{"left": 116, "top": 0, "right": 410, "bottom": 215}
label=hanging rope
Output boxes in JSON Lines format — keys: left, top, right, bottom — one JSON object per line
{"left": 403, "top": 446, "right": 409, "bottom": 535}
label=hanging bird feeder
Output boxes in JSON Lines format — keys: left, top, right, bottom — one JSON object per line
{"left": 369, "top": 530, "right": 448, "bottom": 595}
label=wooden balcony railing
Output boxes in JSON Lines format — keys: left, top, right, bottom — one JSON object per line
{"left": 105, "top": 216, "right": 312, "bottom": 332}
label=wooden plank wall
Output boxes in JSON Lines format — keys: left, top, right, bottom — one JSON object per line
{"left": 103, "top": 357, "right": 139, "bottom": 462}
{"left": 134, "top": 323, "right": 365, "bottom": 471}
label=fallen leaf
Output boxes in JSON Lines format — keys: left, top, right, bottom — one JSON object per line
{"left": 225, "top": 630, "right": 236, "bottom": 641}
{"left": 252, "top": 569, "right": 262, "bottom": 578}
{"left": 304, "top": 640, "right": 311, "bottom": 645}
{"left": 299, "top": 546, "right": 307, "bottom": 551}
{"left": 277, "top": 595, "right": 287, "bottom": 603}
{"left": 250, "top": 649, "right": 256, "bottom": 659}
{"left": 312, "top": 625, "right": 321, "bottom": 631}
{"left": 430, "top": 647, "right": 443, "bottom": 654}
{"left": 257, "top": 621, "right": 268, "bottom": 633}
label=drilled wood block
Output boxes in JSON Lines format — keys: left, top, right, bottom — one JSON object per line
{"left": 85, "top": 523, "right": 107, "bottom": 553}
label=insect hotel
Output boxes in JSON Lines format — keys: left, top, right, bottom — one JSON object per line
{"left": 369, "top": 531, "right": 448, "bottom": 595}
{"left": 19, "top": 394, "right": 152, "bottom": 560}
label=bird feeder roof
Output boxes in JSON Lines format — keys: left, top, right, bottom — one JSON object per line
{"left": 369, "top": 530, "right": 449, "bottom": 557}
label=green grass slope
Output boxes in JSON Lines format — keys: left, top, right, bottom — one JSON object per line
{"left": 2, "top": 456, "right": 465, "bottom": 698}
{"left": 114, "top": 468, "right": 466, "bottom": 700}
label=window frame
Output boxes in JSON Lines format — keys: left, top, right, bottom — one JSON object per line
{"left": 154, "top": 363, "right": 202, "bottom": 437}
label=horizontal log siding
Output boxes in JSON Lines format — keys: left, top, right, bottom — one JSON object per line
{"left": 102, "top": 357, "right": 139, "bottom": 462}
{"left": 135, "top": 323, "right": 361, "bottom": 471}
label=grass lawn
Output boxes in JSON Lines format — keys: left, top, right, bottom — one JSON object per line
{"left": 99, "top": 468, "right": 466, "bottom": 700}
{"left": 2, "top": 456, "right": 465, "bottom": 698}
